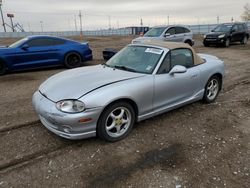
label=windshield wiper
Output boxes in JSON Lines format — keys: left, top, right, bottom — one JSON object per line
{"left": 114, "top": 65, "right": 137, "bottom": 73}
{"left": 102, "top": 62, "right": 112, "bottom": 68}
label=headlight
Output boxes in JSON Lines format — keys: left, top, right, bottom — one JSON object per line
{"left": 218, "top": 34, "right": 225, "bottom": 38}
{"left": 203, "top": 35, "right": 207, "bottom": 38}
{"left": 56, "top": 100, "right": 85, "bottom": 113}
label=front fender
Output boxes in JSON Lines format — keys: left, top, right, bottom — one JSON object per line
{"left": 79, "top": 75, "right": 154, "bottom": 117}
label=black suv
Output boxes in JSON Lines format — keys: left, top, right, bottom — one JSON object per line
{"left": 203, "top": 23, "right": 249, "bottom": 47}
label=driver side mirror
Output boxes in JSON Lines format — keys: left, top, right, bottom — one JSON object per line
{"left": 211, "top": 29, "right": 214, "bottom": 32}
{"left": 164, "top": 33, "right": 171, "bottom": 37}
{"left": 169, "top": 65, "right": 187, "bottom": 75}
{"left": 21, "top": 44, "right": 29, "bottom": 50}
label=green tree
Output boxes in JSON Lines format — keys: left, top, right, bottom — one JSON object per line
{"left": 241, "top": 3, "right": 250, "bottom": 21}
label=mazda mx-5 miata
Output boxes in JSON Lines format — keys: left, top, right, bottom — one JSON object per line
{"left": 0, "top": 35, "right": 93, "bottom": 75}
{"left": 33, "top": 40, "right": 225, "bottom": 142}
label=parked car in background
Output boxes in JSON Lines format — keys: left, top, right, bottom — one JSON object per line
{"left": 132, "top": 25, "right": 194, "bottom": 46}
{"left": 203, "top": 23, "right": 249, "bottom": 47}
{"left": 33, "top": 40, "right": 224, "bottom": 142}
{"left": 0, "top": 36, "right": 93, "bottom": 75}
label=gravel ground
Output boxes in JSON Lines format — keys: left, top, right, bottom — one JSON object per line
{"left": 0, "top": 36, "right": 249, "bottom": 188}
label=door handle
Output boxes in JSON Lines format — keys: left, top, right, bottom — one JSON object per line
{"left": 191, "top": 74, "right": 198, "bottom": 78}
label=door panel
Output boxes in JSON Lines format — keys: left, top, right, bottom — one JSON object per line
{"left": 153, "top": 66, "right": 200, "bottom": 111}
{"left": 8, "top": 38, "right": 62, "bottom": 70}
{"left": 10, "top": 47, "right": 60, "bottom": 69}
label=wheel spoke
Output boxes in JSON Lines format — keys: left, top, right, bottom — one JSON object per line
{"left": 208, "top": 83, "right": 213, "bottom": 90}
{"left": 107, "top": 121, "right": 116, "bottom": 131}
{"left": 207, "top": 91, "right": 212, "bottom": 97}
{"left": 118, "top": 109, "right": 125, "bottom": 118}
{"left": 122, "top": 118, "right": 128, "bottom": 124}
{"left": 110, "top": 112, "right": 117, "bottom": 119}
{"left": 116, "top": 125, "right": 121, "bottom": 133}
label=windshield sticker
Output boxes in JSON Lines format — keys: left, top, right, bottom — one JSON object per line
{"left": 145, "top": 48, "right": 163, "bottom": 55}
{"left": 146, "top": 66, "right": 152, "bottom": 71}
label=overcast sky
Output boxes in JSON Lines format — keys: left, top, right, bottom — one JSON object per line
{"left": 0, "top": 0, "right": 249, "bottom": 32}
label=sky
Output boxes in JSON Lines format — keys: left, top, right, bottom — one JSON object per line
{"left": 0, "top": 0, "right": 249, "bottom": 32}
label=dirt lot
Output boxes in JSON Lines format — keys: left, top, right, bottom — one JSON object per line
{"left": 0, "top": 36, "right": 249, "bottom": 188}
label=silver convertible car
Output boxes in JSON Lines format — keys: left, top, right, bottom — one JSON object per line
{"left": 33, "top": 40, "right": 225, "bottom": 142}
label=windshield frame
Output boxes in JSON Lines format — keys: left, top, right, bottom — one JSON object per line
{"left": 8, "top": 37, "right": 29, "bottom": 48}
{"left": 105, "top": 45, "right": 165, "bottom": 75}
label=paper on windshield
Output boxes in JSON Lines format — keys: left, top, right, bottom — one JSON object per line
{"left": 145, "top": 48, "right": 163, "bottom": 55}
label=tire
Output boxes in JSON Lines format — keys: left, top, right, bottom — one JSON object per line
{"left": 203, "top": 43, "right": 209, "bottom": 47}
{"left": 224, "top": 38, "right": 230, "bottom": 47}
{"left": 64, "top": 52, "right": 82, "bottom": 69}
{"left": 0, "top": 61, "right": 7, "bottom": 75}
{"left": 97, "top": 102, "right": 135, "bottom": 142}
{"left": 241, "top": 36, "right": 248, "bottom": 45}
{"left": 185, "top": 40, "right": 193, "bottom": 46}
{"left": 203, "top": 76, "right": 221, "bottom": 103}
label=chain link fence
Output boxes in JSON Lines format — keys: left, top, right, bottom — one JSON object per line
{"left": 0, "top": 22, "right": 249, "bottom": 38}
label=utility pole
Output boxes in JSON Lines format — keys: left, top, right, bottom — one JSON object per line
{"left": 0, "top": 0, "right": 6, "bottom": 32}
{"left": 40, "top": 21, "right": 43, "bottom": 32}
{"left": 167, "top": 15, "right": 170, "bottom": 25}
{"left": 79, "top": 10, "right": 83, "bottom": 38}
{"left": 74, "top": 15, "right": 77, "bottom": 32}
{"left": 217, "top": 16, "right": 220, "bottom": 24}
{"left": 7, "top": 13, "right": 15, "bottom": 32}
{"left": 116, "top": 20, "right": 119, "bottom": 29}
{"left": 108, "top": 15, "right": 111, "bottom": 30}
{"left": 28, "top": 22, "right": 31, "bottom": 32}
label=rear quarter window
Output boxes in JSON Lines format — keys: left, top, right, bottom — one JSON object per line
{"left": 53, "top": 39, "right": 65, "bottom": 45}
{"left": 175, "top": 27, "right": 185, "bottom": 34}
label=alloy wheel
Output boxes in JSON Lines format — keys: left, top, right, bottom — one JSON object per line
{"left": 105, "top": 107, "right": 132, "bottom": 138}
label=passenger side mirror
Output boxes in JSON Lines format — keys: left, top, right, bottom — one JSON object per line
{"left": 21, "top": 44, "right": 29, "bottom": 50}
{"left": 164, "top": 33, "right": 171, "bottom": 37}
{"left": 211, "top": 29, "right": 214, "bottom": 32}
{"left": 169, "top": 65, "right": 187, "bottom": 75}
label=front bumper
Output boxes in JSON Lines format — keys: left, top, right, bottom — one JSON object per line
{"left": 32, "top": 91, "right": 103, "bottom": 140}
{"left": 203, "top": 38, "right": 226, "bottom": 45}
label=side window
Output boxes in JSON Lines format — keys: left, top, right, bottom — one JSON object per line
{"left": 184, "top": 28, "right": 191, "bottom": 33}
{"left": 26, "top": 38, "right": 55, "bottom": 47}
{"left": 166, "top": 28, "right": 175, "bottom": 35}
{"left": 171, "top": 49, "right": 194, "bottom": 68}
{"left": 175, "top": 27, "right": 185, "bottom": 34}
{"left": 53, "top": 39, "right": 65, "bottom": 45}
{"left": 157, "top": 53, "right": 171, "bottom": 74}
{"left": 242, "top": 24, "right": 247, "bottom": 30}
{"left": 232, "top": 25, "right": 239, "bottom": 32}
{"left": 238, "top": 24, "right": 244, "bottom": 31}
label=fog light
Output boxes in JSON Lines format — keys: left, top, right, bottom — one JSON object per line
{"left": 63, "top": 128, "right": 70, "bottom": 133}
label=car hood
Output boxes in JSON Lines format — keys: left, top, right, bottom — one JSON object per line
{"left": 39, "top": 65, "right": 145, "bottom": 102}
{"left": 206, "top": 32, "right": 227, "bottom": 37}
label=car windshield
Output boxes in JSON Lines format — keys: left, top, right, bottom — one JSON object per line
{"left": 144, "top": 27, "right": 166, "bottom": 37}
{"left": 105, "top": 46, "right": 163, "bottom": 74}
{"left": 8, "top": 38, "right": 28, "bottom": 48}
{"left": 213, "top": 25, "right": 233, "bottom": 32}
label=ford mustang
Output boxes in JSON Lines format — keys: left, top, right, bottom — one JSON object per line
{"left": 33, "top": 40, "right": 225, "bottom": 142}
{"left": 0, "top": 35, "right": 93, "bottom": 75}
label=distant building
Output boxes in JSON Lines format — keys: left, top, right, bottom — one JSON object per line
{"left": 126, "top": 26, "right": 150, "bottom": 35}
